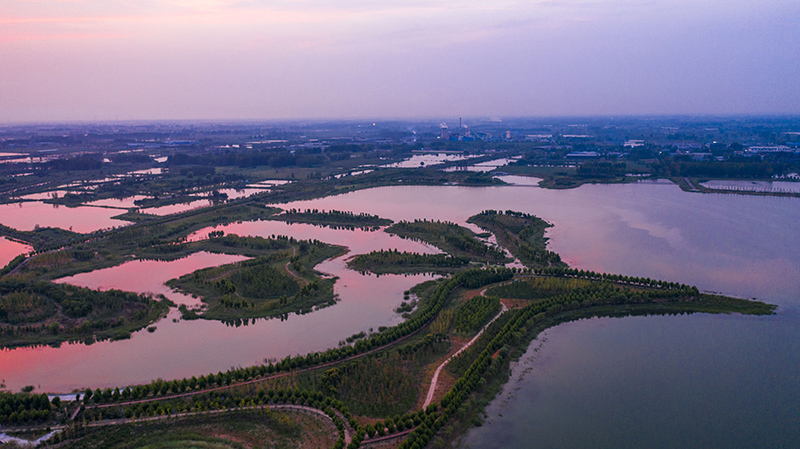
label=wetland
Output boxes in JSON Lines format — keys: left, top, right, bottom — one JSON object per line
{"left": 1, "top": 121, "right": 799, "bottom": 448}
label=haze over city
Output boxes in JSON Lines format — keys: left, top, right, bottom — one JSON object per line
{"left": 2, "top": 0, "right": 799, "bottom": 122}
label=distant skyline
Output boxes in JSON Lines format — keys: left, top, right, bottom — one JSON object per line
{"left": 2, "top": 1, "right": 799, "bottom": 122}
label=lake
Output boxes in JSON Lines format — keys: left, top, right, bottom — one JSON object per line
{"left": 1, "top": 179, "right": 798, "bottom": 448}
{"left": 278, "top": 181, "right": 800, "bottom": 449}
{"left": 0, "top": 237, "right": 31, "bottom": 267}
{"left": 0, "top": 223, "right": 438, "bottom": 392}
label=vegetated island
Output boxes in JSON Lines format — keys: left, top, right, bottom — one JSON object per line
{"left": 0, "top": 203, "right": 341, "bottom": 346}
{"left": 347, "top": 218, "right": 509, "bottom": 275}
{"left": 272, "top": 208, "right": 393, "bottom": 231}
{"left": 391, "top": 219, "right": 508, "bottom": 259}
{"left": 348, "top": 210, "right": 561, "bottom": 275}
{"left": 14, "top": 263, "right": 772, "bottom": 449}
{"left": 167, "top": 232, "right": 346, "bottom": 322}
{"left": 0, "top": 186, "right": 774, "bottom": 448}
{"left": 467, "top": 209, "right": 564, "bottom": 267}
{"left": 348, "top": 249, "right": 471, "bottom": 275}
{"left": 0, "top": 278, "right": 170, "bottom": 349}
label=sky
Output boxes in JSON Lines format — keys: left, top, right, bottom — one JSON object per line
{"left": 1, "top": 0, "right": 799, "bottom": 122}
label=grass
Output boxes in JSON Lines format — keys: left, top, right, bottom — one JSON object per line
{"left": 500, "top": 163, "right": 642, "bottom": 189}
{"left": 468, "top": 210, "right": 563, "bottom": 268}
{"left": 347, "top": 251, "right": 470, "bottom": 275}
{"left": 0, "top": 279, "right": 172, "bottom": 349}
{"left": 58, "top": 409, "right": 335, "bottom": 449}
{"left": 166, "top": 238, "right": 345, "bottom": 321}
{"left": 386, "top": 220, "right": 509, "bottom": 264}
{"left": 271, "top": 209, "right": 393, "bottom": 230}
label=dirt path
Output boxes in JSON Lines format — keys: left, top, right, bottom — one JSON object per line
{"left": 683, "top": 177, "right": 699, "bottom": 192}
{"left": 3, "top": 404, "right": 353, "bottom": 448}
{"left": 422, "top": 303, "right": 507, "bottom": 409}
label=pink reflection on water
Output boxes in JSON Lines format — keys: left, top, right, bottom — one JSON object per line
{"left": 0, "top": 201, "right": 127, "bottom": 233}
{"left": 1, "top": 225, "right": 438, "bottom": 392}
{"left": 55, "top": 252, "right": 248, "bottom": 306}
{"left": 0, "top": 237, "right": 31, "bottom": 267}
{"left": 187, "top": 219, "right": 441, "bottom": 256}
{"left": 140, "top": 199, "right": 213, "bottom": 216}
{"left": 85, "top": 195, "right": 150, "bottom": 209}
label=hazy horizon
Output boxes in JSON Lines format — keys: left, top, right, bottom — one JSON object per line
{"left": 2, "top": 1, "right": 799, "bottom": 122}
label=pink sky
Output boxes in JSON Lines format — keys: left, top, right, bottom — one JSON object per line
{"left": 1, "top": 0, "right": 799, "bottom": 121}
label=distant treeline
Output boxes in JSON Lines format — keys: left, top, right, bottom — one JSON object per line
{"left": 167, "top": 144, "right": 375, "bottom": 169}
{"left": 389, "top": 219, "right": 508, "bottom": 262}
{"left": 576, "top": 161, "right": 627, "bottom": 178}
{"left": 652, "top": 158, "right": 787, "bottom": 178}
{"left": 279, "top": 209, "right": 392, "bottom": 227}
{"left": 348, "top": 249, "right": 470, "bottom": 272}
{"left": 42, "top": 154, "right": 103, "bottom": 171}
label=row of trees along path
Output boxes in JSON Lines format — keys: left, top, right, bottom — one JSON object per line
{"left": 423, "top": 301, "right": 508, "bottom": 408}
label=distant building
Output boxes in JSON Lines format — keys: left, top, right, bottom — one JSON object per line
{"left": 747, "top": 145, "right": 795, "bottom": 154}
{"left": 624, "top": 140, "right": 644, "bottom": 148}
{"left": 565, "top": 151, "right": 600, "bottom": 159}
{"left": 525, "top": 134, "right": 551, "bottom": 142}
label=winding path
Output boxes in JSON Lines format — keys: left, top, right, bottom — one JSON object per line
{"left": 423, "top": 303, "right": 507, "bottom": 409}
{"left": 2, "top": 404, "right": 353, "bottom": 448}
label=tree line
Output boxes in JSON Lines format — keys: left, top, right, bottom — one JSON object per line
{"left": 389, "top": 220, "right": 507, "bottom": 262}
{"left": 469, "top": 210, "right": 563, "bottom": 268}
{"left": 348, "top": 249, "right": 470, "bottom": 272}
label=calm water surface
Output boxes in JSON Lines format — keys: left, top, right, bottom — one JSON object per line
{"left": 1, "top": 224, "right": 436, "bottom": 392}
{"left": 700, "top": 179, "right": 800, "bottom": 194}
{"left": 0, "top": 201, "right": 127, "bottom": 232}
{"left": 0, "top": 237, "right": 31, "bottom": 267}
{"left": 279, "top": 182, "right": 800, "bottom": 449}
{"left": 1, "top": 181, "right": 798, "bottom": 448}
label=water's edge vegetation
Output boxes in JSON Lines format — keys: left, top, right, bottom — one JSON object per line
{"left": 0, "top": 202, "right": 776, "bottom": 448}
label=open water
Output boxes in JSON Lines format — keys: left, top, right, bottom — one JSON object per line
{"left": 1, "top": 179, "right": 798, "bottom": 448}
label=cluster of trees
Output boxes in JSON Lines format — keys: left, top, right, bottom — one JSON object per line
{"left": 321, "top": 356, "right": 416, "bottom": 417}
{"left": 576, "top": 161, "right": 627, "bottom": 178}
{"left": 219, "top": 295, "right": 252, "bottom": 309}
{"left": 488, "top": 276, "right": 594, "bottom": 299}
{"left": 0, "top": 254, "right": 27, "bottom": 277}
{"left": 460, "top": 268, "right": 514, "bottom": 289}
{"left": 389, "top": 220, "right": 506, "bottom": 262}
{"left": 225, "top": 263, "right": 300, "bottom": 299}
{"left": 110, "top": 388, "right": 334, "bottom": 419}
{"left": 82, "top": 268, "right": 508, "bottom": 414}
{"left": 176, "top": 165, "right": 216, "bottom": 177}
{"left": 209, "top": 233, "right": 292, "bottom": 251}
{"left": 469, "top": 210, "right": 562, "bottom": 267}
{"left": 168, "top": 148, "right": 329, "bottom": 169}
{"left": 502, "top": 280, "right": 697, "bottom": 310}
{"left": 348, "top": 249, "right": 469, "bottom": 272}
{"left": 532, "top": 266, "right": 698, "bottom": 291}
{"left": 103, "top": 203, "right": 276, "bottom": 249}
{"left": 453, "top": 295, "right": 502, "bottom": 334}
{"left": 88, "top": 388, "right": 353, "bottom": 449}
{"left": 395, "top": 333, "right": 448, "bottom": 358}
{"left": 0, "top": 391, "right": 54, "bottom": 424}
{"left": 652, "top": 158, "right": 786, "bottom": 179}
{"left": 280, "top": 209, "right": 392, "bottom": 227}
{"left": 41, "top": 154, "right": 103, "bottom": 171}
{"left": 513, "top": 240, "right": 563, "bottom": 266}
{"left": 0, "top": 278, "right": 155, "bottom": 324}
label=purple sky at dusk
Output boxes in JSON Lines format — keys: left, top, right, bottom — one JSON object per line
{"left": 1, "top": 0, "right": 799, "bottom": 122}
